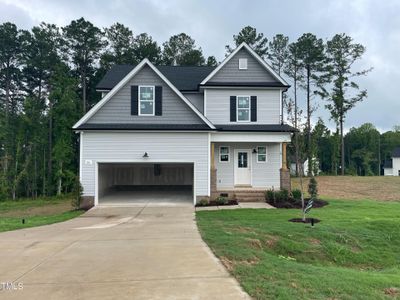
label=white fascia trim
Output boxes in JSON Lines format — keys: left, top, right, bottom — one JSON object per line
{"left": 73, "top": 59, "right": 215, "bottom": 130}
{"left": 210, "top": 132, "right": 291, "bottom": 143}
{"left": 200, "top": 42, "right": 289, "bottom": 86}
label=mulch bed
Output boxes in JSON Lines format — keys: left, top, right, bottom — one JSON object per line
{"left": 195, "top": 200, "right": 238, "bottom": 207}
{"left": 289, "top": 218, "right": 321, "bottom": 224}
{"left": 268, "top": 199, "right": 329, "bottom": 209}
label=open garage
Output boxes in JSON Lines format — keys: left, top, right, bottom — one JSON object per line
{"left": 97, "top": 162, "right": 194, "bottom": 205}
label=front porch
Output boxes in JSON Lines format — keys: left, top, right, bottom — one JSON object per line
{"left": 209, "top": 133, "right": 291, "bottom": 201}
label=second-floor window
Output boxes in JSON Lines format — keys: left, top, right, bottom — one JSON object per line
{"left": 237, "top": 96, "right": 250, "bottom": 122}
{"left": 139, "top": 86, "right": 155, "bottom": 115}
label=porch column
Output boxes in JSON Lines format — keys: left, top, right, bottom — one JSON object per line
{"left": 211, "top": 142, "right": 215, "bottom": 169}
{"left": 282, "top": 142, "right": 288, "bottom": 170}
{"left": 210, "top": 142, "right": 217, "bottom": 198}
{"left": 280, "top": 142, "right": 291, "bottom": 191}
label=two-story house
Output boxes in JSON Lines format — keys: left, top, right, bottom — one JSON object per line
{"left": 73, "top": 43, "right": 295, "bottom": 207}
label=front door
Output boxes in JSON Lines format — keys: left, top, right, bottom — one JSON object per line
{"left": 234, "top": 150, "right": 251, "bottom": 185}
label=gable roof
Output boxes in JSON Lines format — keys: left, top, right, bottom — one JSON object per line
{"left": 97, "top": 64, "right": 215, "bottom": 92}
{"left": 392, "top": 147, "right": 400, "bottom": 157}
{"left": 73, "top": 59, "right": 216, "bottom": 130}
{"left": 384, "top": 159, "right": 393, "bottom": 168}
{"left": 200, "top": 43, "right": 289, "bottom": 87}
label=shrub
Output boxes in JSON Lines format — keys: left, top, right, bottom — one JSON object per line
{"left": 291, "top": 189, "right": 302, "bottom": 200}
{"left": 265, "top": 188, "right": 291, "bottom": 204}
{"left": 265, "top": 189, "right": 275, "bottom": 201}
{"left": 71, "top": 176, "right": 83, "bottom": 210}
{"left": 199, "top": 198, "right": 209, "bottom": 206}
{"left": 308, "top": 177, "right": 318, "bottom": 200}
{"left": 215, "top": 196, "right": 228, "bottom": 205}
{"left": 278, "top": 189, "right": 289, "bottom": 201}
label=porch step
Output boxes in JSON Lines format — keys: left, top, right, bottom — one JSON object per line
{"left": 217, "top": 189, "right": 266, "bottom": 203}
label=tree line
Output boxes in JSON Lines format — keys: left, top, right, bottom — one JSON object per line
{"left": 0, "top": 19, "right": 396, "bottom": 200}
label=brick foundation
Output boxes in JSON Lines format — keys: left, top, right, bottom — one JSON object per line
{"left": 280, "top": 168, "right": 291, "bottom": 191}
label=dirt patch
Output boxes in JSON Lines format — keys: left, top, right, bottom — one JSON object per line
{"left": 292, "top": 176, "right": 400, "bottom": 201}
{"left": 239, "top": 257, "right": 260, "bottom": 266}
{"left": 309, "top": 238, "right": 321, "bottom": 245}
{"left": 234, "top": 226, "right": 254, "bottom": 234}
{"left": 384, "top": 287, "right": 399, "bottom": 297}
{"left": 289, "top": 218, "right": 321, "bottom": 224}
{"left": 247, "top": 238, "right": 263, "bottom": 249}
{"left": 265, "top": 235, "right": 279, "bottom": 248}
{"left": 351, "top": 245, "right": 362, "bottom": 253}
{"left": 220, "top": 256, "right": 235, "bottom": 271}
{"left": 0, "top": 202, "right": 73, "bottom": 218}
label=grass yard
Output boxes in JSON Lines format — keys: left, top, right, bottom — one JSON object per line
{"left": 292, "top": 176, "right": 400, "bottom": 201}
{"left": 197, "top": 200, "right": 400, "bottom": 299}
{"left": 0, "top": 195, "right": 83, "bottom": 232}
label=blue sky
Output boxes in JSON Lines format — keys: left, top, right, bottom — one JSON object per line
{"left": 1, "top": 0, "right": 399, "bottom": 132}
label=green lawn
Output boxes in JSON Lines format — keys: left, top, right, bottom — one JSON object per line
{"left": 0, "top": 195, "right": 83, "bottom": 232}
{"left": 196, "top": 200, "right": 400, "bottom": 299}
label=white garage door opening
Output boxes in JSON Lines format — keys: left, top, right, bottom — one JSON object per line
{"left": 97, "top": 162, "right": 194, "bottom": 206}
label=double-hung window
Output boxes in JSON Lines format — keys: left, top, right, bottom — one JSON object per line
{"left": 257, "top": 146, "right": 267, "bottom": 163}
{"left": 237, "top": 96, "right": 250, "bottom": 122}
{"left": 219, "top": 146, "right": 230, "bottom": 162}
{"left": 139, "top": 86, "right": 155, "bottom": 115}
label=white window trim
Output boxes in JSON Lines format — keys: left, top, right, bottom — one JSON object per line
{"left": 219, "top": 146, "right": 230, "bottom": 163}
{"left": 257, "top": 146, "right": 267, "bottom": 163}
{"left": 236, "top": 95, "right": 251, "bottom": 122}
{"left": 239, "top": 58, "right": 248, "bottom": 70}
{"left": 138, "top": 85, "right": 155, "bottom": 116}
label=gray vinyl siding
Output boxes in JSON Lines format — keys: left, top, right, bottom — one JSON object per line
{"left": 209, "top": 48, "right": 278, "bottom": 83}
{"left": 87, "top": 65, "right": 204, "bottom": 124}
{"left": 214, "top": 142, "right": 281, "bottom": 189}
{"left": 205, "top": 89, "right": 281, "bottom": 124}
{"left": 80, "top": 132, "right": 209, "bottom": 198}
{"left": 182, "top": 92, "right": 204, "bottom": 113}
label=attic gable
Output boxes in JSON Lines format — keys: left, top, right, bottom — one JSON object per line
{"left": 73, "top": 59, "right": 215, "bottom": 129}
{"left": 201, "top": 43, "right": 288, "bottom": 87}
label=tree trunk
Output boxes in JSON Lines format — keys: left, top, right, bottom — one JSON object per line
{"left": 82, "top": 70, "right": 87, "bottom": 113}
{"left": 294, "top": 69, "right": 298, "bottom": 176}
{"left": 42, "top": 147, "right": 46, "bottom": 195}
{"left": 57, "top": 162, "right": 62, "bottom": 196}
{"left": 340, "top": 114, "right": 344, "bottom": 175}
{"left": 306, "top": 65, "right": 312, "bottom": 176}
{"left": 48, "top": 103, "right": 53, "bottom": 195}
{"left": 4, "top": 65, "right": 10, "bottom": 174}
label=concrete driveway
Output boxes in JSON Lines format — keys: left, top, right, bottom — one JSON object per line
{"left": 0, "top": 203, "right": 250, "bottom": 300}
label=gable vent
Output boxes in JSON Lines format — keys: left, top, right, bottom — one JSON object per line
{"left": 239, "top": 58, "right": 248, "bottom": 70}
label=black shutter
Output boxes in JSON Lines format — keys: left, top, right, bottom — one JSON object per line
{"left": 131, "top": 85, "right": 138, "bottom": 115}
{"left": 230, "top": 96, "right": 236, "bottom": 122}
{"left": 155, "top": 86, "right": 162, "bottom": 116}
{"left": 251, "top": 96, "right": 257, "bottom": 122}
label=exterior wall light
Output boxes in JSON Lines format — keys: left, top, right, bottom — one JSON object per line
{"left": 143, "top": 152, "right": 149, "bottom": 158}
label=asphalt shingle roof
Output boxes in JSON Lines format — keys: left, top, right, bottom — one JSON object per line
{"left": 384, "top": 159, "right": 393, "bottom": 168}
{"left": 392, "top": 147, "right": 400, "bottom": 157}
{"left": 96, "top": 64, "right": 215, "bottom": 92}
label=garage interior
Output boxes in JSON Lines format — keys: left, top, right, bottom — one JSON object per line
{"left": 98, "top": 163, "right": 194, "bottom": 205}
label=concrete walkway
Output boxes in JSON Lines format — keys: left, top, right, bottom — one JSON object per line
{"left": 0, "top": 204, "right": 250, "bottom": 300}
{"left": 196, "top": 202, "right": 275, "bottom": 211}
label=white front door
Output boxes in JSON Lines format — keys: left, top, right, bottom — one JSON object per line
{"left": 234, "top": 150, "right": 251, "bottom": 185}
